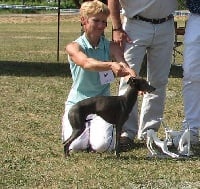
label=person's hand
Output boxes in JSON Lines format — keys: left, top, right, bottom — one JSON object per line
{"left": 111, "top": 62, "right": 131, "bottom": 77}
{"left": 118, "top": 62, "right": 137, "bottom": 77}
{"left": 112, "top": 29, "right": 132, "bottom": 49}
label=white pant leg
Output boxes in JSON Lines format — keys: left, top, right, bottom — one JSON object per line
{"left": 61, "top": 105, "right": 90, "bottom": 152}
{"left": 183, "top": 14, "right": 200, "bottom": 132}
{"left": 118, "top": 19, "right": 147, "bottom": 139}
{"left": 120, "top": 18, "right": 174, "bottom": 139}
{"left": 89, "top": 115, "right": 115, "bottom": 152}
{"left": 139, "top": 19, "right": 174, "bottom": 136}
{"left": 118, "top": 77, "right": 139, "bottom": 139}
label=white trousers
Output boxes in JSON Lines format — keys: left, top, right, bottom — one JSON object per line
{"left": 61, "top": 104, "right": 115, "bottom": 152}
{"left": 183, "top": 13, "right": 200, "bottom": 132}
{"left": 119, "top": 18, "right": 175, "bottom": 139}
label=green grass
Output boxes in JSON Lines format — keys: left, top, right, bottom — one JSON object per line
{"left": 0, "top": 14, "right": 200, "bottom": 189}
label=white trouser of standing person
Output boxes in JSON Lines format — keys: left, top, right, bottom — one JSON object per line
{"left": 118, "top": 18, "right": 175, "bottom": 139}
{"left": 183, "top": 13, "right": 200, "bottom": 135}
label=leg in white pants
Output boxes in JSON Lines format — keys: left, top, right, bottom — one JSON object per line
{"left": 62, "top": 105, "right": 115, "bottom": 152}
{"left": 183, "top": 14, "right": 200, "bottom": 133}
{"left": 89, "top": 115, "right": 115, "bottom": 152}
{"left": 119, "top": 18, "right": 174, "bottom": 139}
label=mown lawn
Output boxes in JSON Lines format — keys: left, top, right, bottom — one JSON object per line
{"left": 0, "top": 14, "right": 199, "bottom": 189}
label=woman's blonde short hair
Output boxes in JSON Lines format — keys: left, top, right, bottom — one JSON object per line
{"left": 80, "top": 0, "right": 110, "bottom": 18}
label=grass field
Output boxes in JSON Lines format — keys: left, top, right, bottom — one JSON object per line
{"left": 0, "top": 14, "right": 200, "bottom": 188}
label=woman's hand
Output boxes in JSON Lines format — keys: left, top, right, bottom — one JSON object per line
{"left": 118, "top": 62, "right": 137, "bottom": 77}
{"left": 111, "top": 62, "right": 137, "bottom": 77}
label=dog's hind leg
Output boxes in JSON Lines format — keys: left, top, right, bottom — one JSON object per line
{"left": 115, "top": 124, "right": 121, "bottom": 158}
{"left": 63, "top": 128, "right": 85, "bottom": 157}
{"left": 64, "top": 107, "right": 87, "bottom": 157}
{"left": 63, "top": 141, "right": 71, "bottom": 157}
{"left": 160, "top": 140, "right": 179, "bottom": 158}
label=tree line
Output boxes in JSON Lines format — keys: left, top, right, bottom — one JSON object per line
{"left": 0, "top": 0, "right": 187, "bottom": 9}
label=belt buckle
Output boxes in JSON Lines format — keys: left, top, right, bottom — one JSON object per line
{"left": 150, "top": 18, "right": 154, "bottom": 23}
{"left": 157, "top": 19, "right": 162, "bottom": 24}
{"left": 156, "top": 17, "right": 166, "bottom": 24}
{"left": 152, "top": 19, "right": 159, "bottom": 24}
{"left": 136, "top": 15, "right": 140, "bottom": 20}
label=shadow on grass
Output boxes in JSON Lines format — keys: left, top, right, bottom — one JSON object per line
{"left": 102, "top": 152, "right": 200, "bottom": 161}
{"left": 0, "top": 61, "right": 183, "bottom": 78}
{"left": 0, "top": 61, "right": 71, "bottom": 77}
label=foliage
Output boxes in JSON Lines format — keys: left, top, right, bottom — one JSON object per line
{"left": 0, "top": 0, "right": 188, "bottom": 9}
{"left": 178, "top": 0, "right": 187, "bottom": 9}
{"left": 0, "top": 0, "right": 77, "bottom": 8}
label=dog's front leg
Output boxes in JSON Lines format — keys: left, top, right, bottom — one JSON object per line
{"left": 115, "top": 117, "right": 126, "bottom": 158}
{"left": 146, "top": 130, "right": 158, "bottom": 156}
{"left": 146, "top": 132, "right": 157, "bottom": 156}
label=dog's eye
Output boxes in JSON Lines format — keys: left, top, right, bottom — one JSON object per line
{"left": 130, "top": 77, "right": 135, "bottom": 83}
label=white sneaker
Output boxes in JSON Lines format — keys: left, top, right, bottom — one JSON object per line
{"left": 173, "top": 130, "right": 199, "bottom": 147}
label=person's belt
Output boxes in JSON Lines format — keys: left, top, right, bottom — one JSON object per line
{"left": 133, "top": 14, "right": 173, "bottom": 24}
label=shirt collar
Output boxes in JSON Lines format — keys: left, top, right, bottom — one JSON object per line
{"left": 82, "top": 33, "right": 105, "bottom": 50}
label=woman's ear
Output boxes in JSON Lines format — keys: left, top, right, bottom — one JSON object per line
{"left": 81, "top": 17, "right": 86, "bottom": 26}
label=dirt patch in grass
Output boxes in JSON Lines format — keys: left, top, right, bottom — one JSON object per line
{"left": 0, "top": 14, "right": 80, "bottom": 23}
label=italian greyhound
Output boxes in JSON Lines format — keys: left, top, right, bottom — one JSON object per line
{"left": 159, "top": 118, "right": 182, "bottom": 146}
{"left": 160, "top": 118, "right": 192, "bottom": 156}
{"left": 146, "top": 129, "right": 179, "bottom": 158}
{"left": 63, "top": 77, "right": 155, "bottom": 158}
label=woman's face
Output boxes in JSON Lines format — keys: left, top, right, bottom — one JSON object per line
{"left": 82, "top": 12, "right": 108, "bottom": 37}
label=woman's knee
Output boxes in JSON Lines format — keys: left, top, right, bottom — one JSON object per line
{"left": 91, "top": 135, "right": 115, "bottom": 152}
{"left": 69, "top": 128, "right": 90, "bottom": 151}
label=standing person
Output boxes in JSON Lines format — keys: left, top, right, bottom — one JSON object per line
{"left": 108, "top": 0, "right": 178, "bottom": 149}
{"left": 180, "top": 0, "right": 200, "bottom": 145}
{"left": 62, "top": 0, "right": 136, "bottom": 153}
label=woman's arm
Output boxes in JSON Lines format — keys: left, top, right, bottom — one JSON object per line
{"left": 110, "top": 41, "right": 137, "bottom": 77}
{"left": 66, "top": 42, "right": 132, "bottom": 77}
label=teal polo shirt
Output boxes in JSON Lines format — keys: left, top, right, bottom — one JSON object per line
{"left": 66, "top": 33, "right": 112, "bottom": 106}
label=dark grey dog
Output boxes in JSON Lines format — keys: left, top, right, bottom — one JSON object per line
{"left": 63, "top": 77, "right": 155, "bottom": 157}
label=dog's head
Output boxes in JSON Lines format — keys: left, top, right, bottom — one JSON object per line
{"left": 127, "top": 77, "right": 156, "bottom": 93}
